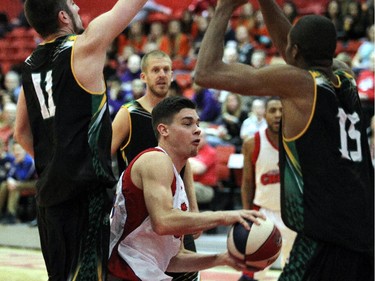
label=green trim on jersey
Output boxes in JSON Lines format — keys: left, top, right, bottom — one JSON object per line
{"left": 282, "top": 139, "right": 304, "bottom": 232}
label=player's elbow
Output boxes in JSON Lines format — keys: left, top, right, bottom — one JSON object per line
{"left": 194, "top": 68, "right": 212, "bottom": 89}
{"left": 151, "top": 219, "right": 171, "bottom": 235}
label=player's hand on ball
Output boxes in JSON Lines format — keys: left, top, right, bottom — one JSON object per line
{"left": 223, "top": 210, "right": 265, "bottom": 230}
{"left": 220, "top": 251, "right": 247, "bottom": 271}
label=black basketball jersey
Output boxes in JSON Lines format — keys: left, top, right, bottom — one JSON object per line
{"left": 117, "top": 100, "right": 157, "bottom": 173}
{"left": 280, "top": 70, "right": 374, "bottom": 253}
{"left": 22, "top": 35, "right": 116, "bottom": 207}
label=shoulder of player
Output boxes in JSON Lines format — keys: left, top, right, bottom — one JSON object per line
{"left": 136, "top": 150, "right": 172, "bottom": 167}
{"left": 242, "top": 136, "right": 256, "bottom": 154}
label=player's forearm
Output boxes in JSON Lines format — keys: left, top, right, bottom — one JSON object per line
{"left": 195, "top": 3, "right": 234, "bottom": 87}
{"left": 257, "top": 0, "right": 292, "bottom": 59}
{"left": 152, "top": 210, "right": 227, "bottom": 236}
{"left": 167, "top": 252, "right": 226, "bottom": 272}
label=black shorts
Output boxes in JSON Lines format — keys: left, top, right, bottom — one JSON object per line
{"left": 279, "top": 234, "right": 374, "bottom": 281}
{"left": 37, "top": 186, "right": 110, "bottom": 281}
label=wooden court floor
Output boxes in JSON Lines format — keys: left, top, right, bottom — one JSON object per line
{"left": 0, "top": 246, "right": 281, "bottom": 281}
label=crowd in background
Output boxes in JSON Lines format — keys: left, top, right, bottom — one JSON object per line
{"left": 0, "top": 0, "right": 373, "bottom": 223}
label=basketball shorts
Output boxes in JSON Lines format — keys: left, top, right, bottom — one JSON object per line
{"left": 37, "top": 185, "right": 110, "bottom": 281}
{"left": 279, "top": 234, "right": 374, "bottom": 281}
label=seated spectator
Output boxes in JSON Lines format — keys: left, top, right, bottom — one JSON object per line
{"left": 240, "top": 98, "right": 267, "bottom": 140}
{"left": 0, "top": 138, "right": 14, "bottom": 188}
{"left": 130, "top": 78, "right": 145, "bottom": 100}
{"left": 119, "top": 21, "right": 148, "bottom": 55}
{"left": 282, "top": 0, "right": 299, "bottom": 24}
{"left": 191, "top": 83, "right": 221, "bottom": 122}
{"left": 0, "top": 102, "right": 17, "bottom": 151}
{"left": 352, "top": 24, "right": 374, "bottom": 73}
{"left": 3, "top": 71, "right": 21, "bottom": 104}
{"left": 189, "top": 132, "right": 217, "bottom": 205}
{"left": 325, "top": 0, "right": 345, "bottom": 39}
{"left": 107, "top": 76, "right": 126, "bottom": 120}
{"left": 207, "top": 93, "right": 248, "bottom": 152}
{"left": 343, "top": 0, "right": 367, "bottom": 40}
{"left": 0, "top": 12, "right": 12, "bottom": 38}
{"left": 235, "top": 25, "right": 255, "bottom": 65}
{"left": 159, "top": 19, "right": 191, "bottom": 61}
{"left": 251, "top": 49, "right": 267, "bottom": 69}
{"left": 0, "top": 142, "right": 36, "bottom": 224}
{"left": 120, "top": 53, "right": 142, "bottom": 97}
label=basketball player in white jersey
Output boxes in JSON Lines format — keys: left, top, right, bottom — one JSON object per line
{"left": 240, "top": 97, "right": 296, "bottom": 281}
{"left": 108, "top": 96, "right": 265, "bottom": 281}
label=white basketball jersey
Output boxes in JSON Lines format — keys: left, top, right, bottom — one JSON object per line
{"left": 109, "top": 147, "right": 189, "bottom": 281}
{"left": 253, "top": 129, "right": 281, "bottom": 211}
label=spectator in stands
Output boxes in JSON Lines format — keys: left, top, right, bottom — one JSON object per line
{"left": 180, "top": 10, "right": 195, "bottom": 35}
{"left": 159, "top": 19, "right": 191, "bottom": 61}
{"left": 131, "top": 78, "right": 145, "bottom": 100}
{"left": 249, "top": 10, "right": 272, "bottom": 48}
{"left": 352, "top": 24, "right": 374, "bottom": 72}
{"left": 343, "top": 0, "right": 367, "bottom": 40}
{"left": 147, "top": 21, "right": 165, "bottom": 49}
{"left": 3, "top": 70, "right": 21, "bottom": 103}
{"left": 236, "top": 2, "right": 256, "bottom": 32}
{"left": 191, "top": 82, "right": 221, "bottom": 122}
{"left": 107, "top": 76, "right": 127, "bottom": 120}
{"left": 356, "top": 51, "right": 374, "bottom": 128}
{"left": 0, "top": 138, "right": 14, "bottom": 191}
{"left": 119, "top": 53, "right": 142, "bottom": 99}
{"left": 191, "top": 15, "right": 209, "bottom": 57}
{"left": 282, "top": 0, "right": 299, "bottom": 24}
{"left": 235, "top": 25, "right": 254, "bottom": 65}
{"left": 0, "top": 12, "right": 12, "bottom": 38}
{"left": 223, "top": 43, "right": 239, "bottom": 64}
{"left": 0, "top": 102, "right": 16, "bottom": 151}
{"left": 325, "top": 0, "right": 345, "bottom": 39}
{"left": 207, "top": 93, "right": 248, "bottom": 152}
{"left": 240, "top": 98, "right": 267, "bottom": 140}
{"left": 0, "top": 142, "right": 36, "bottom": 224}
{"left": 189, "top": 131, "right": 217, "bottom": 205}
{"left": 121, "top": 20, "right": 148, "bottom": 54}
{"left": 250, "top": 49, "right": 267, "bottom": 69}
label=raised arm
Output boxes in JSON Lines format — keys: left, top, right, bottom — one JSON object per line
{"left": 257, "top": 0, "right": 292, "bottom": 59}
{"left": 195, "top": 0, "right": 293, "bottom": 97}
{"left": 74, "top": 0, "right": 148, "bottom": 92}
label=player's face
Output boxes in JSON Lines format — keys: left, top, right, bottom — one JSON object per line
{"left": 142, "top": 57, "right": 173, "bottom": 99}
{"left": 265, "top": 100, "right": 282, "bottom": 134}
{"left": 168, "top": 108, "right": 201, "bottom": 158}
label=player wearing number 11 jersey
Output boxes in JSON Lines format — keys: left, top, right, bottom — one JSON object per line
{"left": 14, "top": 0, "right": 148, "bottom": 279}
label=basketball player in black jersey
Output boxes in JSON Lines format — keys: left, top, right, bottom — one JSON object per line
{"left": 111, "top": 50, "right": 200, "bottom": 281}
{"left": 195, "top": 0, "right": 374, "bottom": 280}
{"left": 14, "top": 0, "right": 148, "bottom": 280}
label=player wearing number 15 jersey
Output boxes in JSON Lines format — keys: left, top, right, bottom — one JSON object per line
{"left": 195, "top": 0, "right": 373, "bottom": 279}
